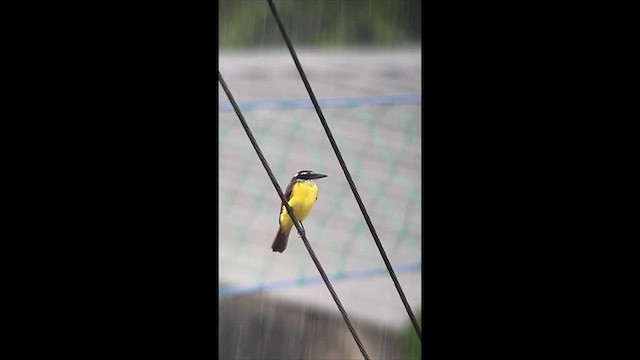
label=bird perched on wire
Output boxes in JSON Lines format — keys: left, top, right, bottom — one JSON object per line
{"left": 272, "top": 170, "right": 328, "bottom": 253}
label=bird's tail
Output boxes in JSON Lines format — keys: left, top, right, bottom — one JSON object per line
{"left": 271, "top": 225, "right": 292, "bottom": 253}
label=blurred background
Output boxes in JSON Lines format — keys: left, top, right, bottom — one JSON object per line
{"left": 219, "top": 1, "right": 421, "bottom": 359}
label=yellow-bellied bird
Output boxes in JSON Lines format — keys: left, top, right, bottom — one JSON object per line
{"left": 272, "top": 170, "right": 328, "bottom": 253}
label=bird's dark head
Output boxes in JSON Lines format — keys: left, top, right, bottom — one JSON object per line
{"left": 295, "top": 170, "right": 328, "bottom": 180}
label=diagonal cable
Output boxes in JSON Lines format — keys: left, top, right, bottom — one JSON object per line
{"left": 266, "top": 0, "right": 422, "bottom": 341}
{"left": 218, "top": 70, "right": 371, "bottom": 360}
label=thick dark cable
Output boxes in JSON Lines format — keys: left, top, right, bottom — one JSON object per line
{"left": 266, "top": 0, "right": 422, "bottom": 341}
{"left": 219, "top": 71, "right": 371, "bottom": 360}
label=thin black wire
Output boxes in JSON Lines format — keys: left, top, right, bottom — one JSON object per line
{"left": 266, "top": 0, "right": 422, "bottom": 342}
{"left": 218, "top": 71, "right": 372, "bottom": 360}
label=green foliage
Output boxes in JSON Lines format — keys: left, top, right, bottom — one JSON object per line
{"left": 219, "top": 0, "right": 421, "bottom": 48}
{"left": 402, "top": 311, "right": 422, "bottom": 360}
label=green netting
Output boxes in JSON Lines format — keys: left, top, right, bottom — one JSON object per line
{"left": 219, "top": 100, "right": 421, "bottom": 290}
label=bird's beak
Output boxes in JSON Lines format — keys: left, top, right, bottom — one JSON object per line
{"left": 312, "top": 173, "right": 328, "bottom": 179}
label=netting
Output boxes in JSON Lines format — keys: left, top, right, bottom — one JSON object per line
{"left": 219, "top": 95, "right": 421, "bottom": 299}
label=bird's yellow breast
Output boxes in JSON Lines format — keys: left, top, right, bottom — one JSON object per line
{"left": 280, "top": 181, "right": 318, "bottom": 228}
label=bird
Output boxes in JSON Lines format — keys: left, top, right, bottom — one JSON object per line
{"left": 272, "top": 170, "right": 328, "bottom": 253}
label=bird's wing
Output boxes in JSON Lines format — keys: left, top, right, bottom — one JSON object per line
{"left": 279, "top": 177, "right": 295, "bottom": 220}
